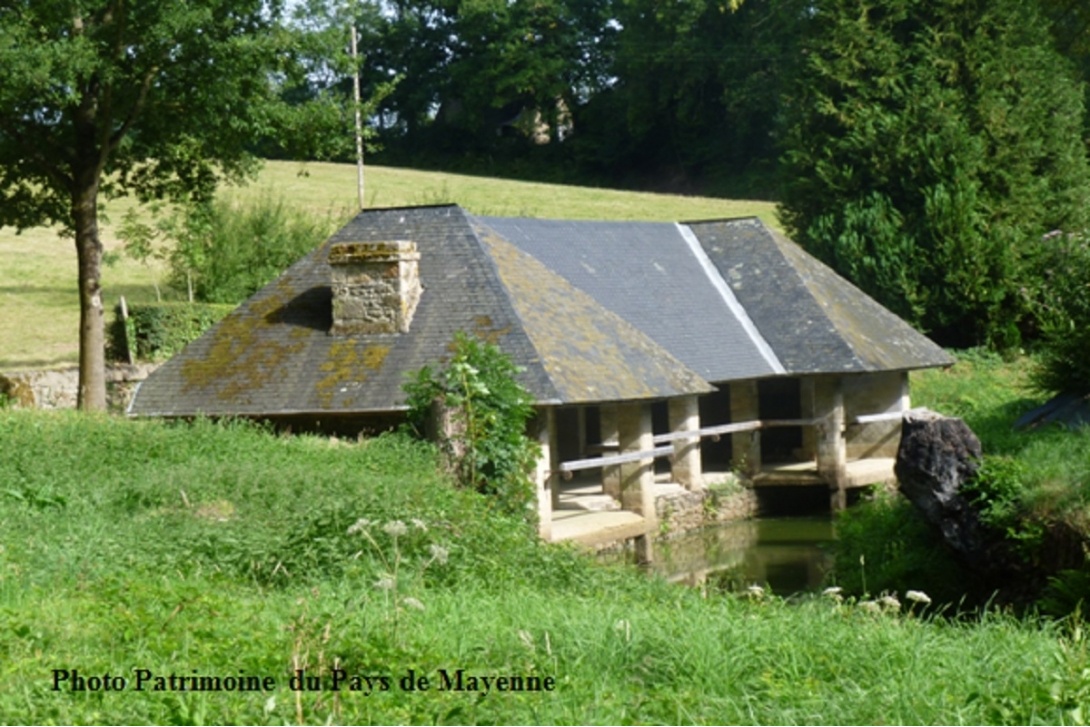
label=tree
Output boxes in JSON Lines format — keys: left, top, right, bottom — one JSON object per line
{"left": 778, "top": 0, "right": 1090, "bottom": 348}
{"left": 0, "top": 0, "right": 348, "bottom": 409}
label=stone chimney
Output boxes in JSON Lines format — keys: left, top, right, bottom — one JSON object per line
{"left": 328, "top": 240, "right": 422, "bottom": 335}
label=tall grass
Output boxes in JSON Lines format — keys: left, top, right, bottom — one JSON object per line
{"left": 0, "top": 410, "right": 1083, "bottom": 724}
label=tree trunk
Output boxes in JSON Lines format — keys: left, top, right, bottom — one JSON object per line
{"left": 73, "top": 179, "right": 107, "bottom": 411}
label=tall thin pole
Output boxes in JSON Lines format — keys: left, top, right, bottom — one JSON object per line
{"left": 350, "top": 24, "right": 365, "bottom": 210}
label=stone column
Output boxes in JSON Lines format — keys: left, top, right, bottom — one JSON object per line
{"left": 618, "top": 401, "right": 655, "bottom": 563}
{"left": 799, "top": 377, "right": 817, "bottom": 461}
{"left": 532, "top": 408, "right": 559, "bottom": 540}
{"left": 814, "top": 376, "right": 847, "bottom": 510}
{"left": 730, "top": 380, "right": 761, "bottom": 476}
{"left": 599, "top": 404, "right": 621, "bottom": 499}
{"left": 668, "top": 395, "right": 704, "bottom": 491}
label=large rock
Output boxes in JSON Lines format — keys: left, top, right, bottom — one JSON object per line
{"left": 895, "top": 408, "right": 990, "bottom": 569}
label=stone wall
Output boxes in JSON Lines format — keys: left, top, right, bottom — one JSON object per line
{"left": 655, "top": 483, "right": 759, "bottom": 539}
{"left": 0, "top": 363, "right": 158, "bottom": 412}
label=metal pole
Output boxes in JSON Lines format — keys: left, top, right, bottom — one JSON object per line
{"left": 350, "top": 24, "right": 364, "bottom": 210}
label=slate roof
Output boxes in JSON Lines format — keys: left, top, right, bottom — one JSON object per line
{"left": 687, "top": 217, "right": 955, "bottom": 374}
{"left": 129, "top": 205, "right": 712, "bottom": 418}
{"left": 130, "top": 205, "right": 952, "bottom": 419}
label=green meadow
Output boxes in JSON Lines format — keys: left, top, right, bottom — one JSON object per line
{"left": 0, "top": 410, "right": 1083, "bottom": 724}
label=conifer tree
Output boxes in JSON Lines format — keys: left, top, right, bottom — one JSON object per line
{"left": 778, "top": 0, "right": 1090, "bottom": 347}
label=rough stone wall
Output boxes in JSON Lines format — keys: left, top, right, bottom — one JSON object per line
{"left": 655, "top": 486, "right": 759, "bottom": 539}
{"left": 0, "top": 363, "right": 158, "bottom": 412}
{"left": 329, "top": 241, "right": 421, "bottom": 335}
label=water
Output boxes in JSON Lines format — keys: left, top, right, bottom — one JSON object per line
{"left": 652, "top": 516, "right": 837, "bottom": 596}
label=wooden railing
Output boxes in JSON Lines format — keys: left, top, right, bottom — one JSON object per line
{"left": 556, "top": 410, "right": 904, "bottom": 476}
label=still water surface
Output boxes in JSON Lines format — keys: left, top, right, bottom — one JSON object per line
{"left": 652, "top": 517, "right": 837, "bottom": 596}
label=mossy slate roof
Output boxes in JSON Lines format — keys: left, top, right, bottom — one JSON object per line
{"left": 129, "top": 205, "right": 951, "bottom": 418}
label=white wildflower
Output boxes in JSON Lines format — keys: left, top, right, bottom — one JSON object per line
{"left": 263, "top": 696, "right": 277, "bottom": 715}
{"left": 402, "top": 597, "right": 425, "bottom": 611}
{"left": 428, "top": 544, "right": 450, "bottom": 565}
{"left": 411, "top": 518, "right": 428, "bottom": 531}
{"left": 383, "top": 520, "right": 408, "bottom": 537}
{"left": 374, "top": 575, "right": 396, "bottom": 591}
{"left": 878, "top": 594, "right": 901, "bottom": 612}
{"left": 905, "top": 590, "right": 932, "bottom": 605}
{"left": 346, "top": 517, "right": 372, "bottom": 535}
{"left": 859, "top": 600, "right": 881, "bottom": 614}
{"left": 745, "top": 584, "right": 766, "bottom": 599}
{"left": 822, "top": 586, "right": 844, "bottom": 599}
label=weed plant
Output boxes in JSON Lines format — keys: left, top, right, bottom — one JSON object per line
{"left": 0, "top": 410, "right": 1085, "bottom": 723}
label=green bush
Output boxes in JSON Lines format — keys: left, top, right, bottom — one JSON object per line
{"left": 120, "top": 192, "right": 343, "bottom": 305}
{"left": 1031, "top": 231, "right": 1090, "bottom": 393}
{"left": 109, "top": 301, "right": 234, "bottom": 362}
{"left": 403, "top": 332, "right": 540, "bottom": 523}
{"left": 834, "top": 492, "right": 977, "bottom": 606}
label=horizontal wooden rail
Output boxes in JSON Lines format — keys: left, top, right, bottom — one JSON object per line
{"left": 558, "top": 445, "right": 674, "bottom": 474}
{"left": 559, "top": 412, "right": 901, "bottom": 477}
{"left": 848, "top": 411, "right": 905, "bottom": 424}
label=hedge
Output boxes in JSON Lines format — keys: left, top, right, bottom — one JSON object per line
{"left": 109, "top": 301, "right": 234, "bottom": 362}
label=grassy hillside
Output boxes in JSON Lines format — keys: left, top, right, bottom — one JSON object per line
{"left": 0, "top": 161, "right": 776, "bottom": 371}
{"left": 0, "top": 409, "right": 1082, "bottom": 724}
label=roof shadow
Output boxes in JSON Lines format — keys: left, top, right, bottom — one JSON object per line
{"left": 266, "top": 286, "right": 332, "bottom": 331}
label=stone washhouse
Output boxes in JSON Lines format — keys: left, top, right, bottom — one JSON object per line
{"left": 129, "top": 204, "right": 953, "bottom": 559}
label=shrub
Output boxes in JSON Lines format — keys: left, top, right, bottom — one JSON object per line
{"left": 119, "top": 192, "right": 343, "bottom": 304}
{"left": 403, "top": 332, "right": 540, "bottom": 522}
{"left": 1031, "top": 231, "right": 1090, "bottom": 394}
{"left": 834, "top": 492, "right": 977, "bottom": 606}
{"left": 108, "top": 301, "right": 234, "bottom": 362}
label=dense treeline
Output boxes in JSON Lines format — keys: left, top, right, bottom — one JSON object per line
{"left": 307, "top": 0, "right": 1090, "bottom": 370}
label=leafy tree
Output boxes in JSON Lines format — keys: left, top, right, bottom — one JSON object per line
{"left": 575, "top": 0, "right": 804, "bottom": 193}
{"left": 778, "top": 0, "right": 1090, "bottom": 348}
{"left": 0, "top": 0, "right": 350, "bottom": 409}
{"left": 365, "top": 0, "right": 616, "bottom": 159}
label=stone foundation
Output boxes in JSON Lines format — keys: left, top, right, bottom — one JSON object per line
{"left": 655, "top": 483, "right": 759, "bottom": 540}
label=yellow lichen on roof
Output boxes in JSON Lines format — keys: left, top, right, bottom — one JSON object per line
{"left": 315, "top": 339, "right": 391, "bottom": 409}
{"left": 180, "top": 279, "right": 306, "bottom": 403}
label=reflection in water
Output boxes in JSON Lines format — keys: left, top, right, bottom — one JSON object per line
{"left": 653, "top": 517, "right": 836, "bottom": 596}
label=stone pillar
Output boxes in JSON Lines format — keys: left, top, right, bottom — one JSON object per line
{"left": 599, "top": 405, "right": 621, "bottom": 499}
{"left": 532, "top": 408, "right": 559, "bottom": 540}
{"left": 618, "top": 401, "right": 655, "bottom": 563}
{"left": 668, "top": 395, "right": 704, "bottom": 491}
{"left": 730, "top": 380, "right": 761, "bottom": 476}
{"left": 814, "top": 376, "right": 847, "bottom": 510}
{"left": 799, "top": 377, "right": 817, "bottom": 460}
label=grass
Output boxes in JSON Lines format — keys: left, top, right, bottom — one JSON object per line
{"left": 0, "top": 160, "right": 776, "bottom": 371}
{"left": 1, "top": 409, "right": 1084, "bottom": 724}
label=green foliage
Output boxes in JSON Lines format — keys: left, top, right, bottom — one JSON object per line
{"left": 1032, "top": 231, "right": 1090, "bottom": 393}
{"left": 404, "top": 332, "right": 540, "bottom": 522}
{"left": 778, "top": 0, "right": 1090, "bottom": 348}
{"left": 108, "top": 301, "right": 233, "bottom": 362}
{"left": 834, "top": 492, "right": 977, "bottom": 605}
{"left": 0, "top": 409, "right": 1086, "bottom": 724}
{"left": 119, "top": 193, "right": 340, "bottom": 305}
